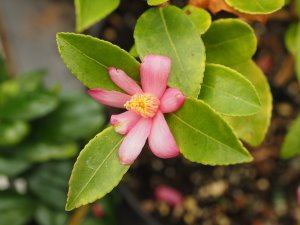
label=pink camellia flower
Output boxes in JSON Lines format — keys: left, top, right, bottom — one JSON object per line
{"left": 88, "top": 55, "right": 185, "bottom": 165}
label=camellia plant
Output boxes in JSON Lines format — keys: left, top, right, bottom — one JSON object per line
{"left": 57, "top": 0, "right": 283, "bottom": 211}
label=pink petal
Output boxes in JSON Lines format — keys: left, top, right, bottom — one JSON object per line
{"left": 140, "top": 55, "right": 171, "bottom": 98}
{"left": 110, "top": 111, "right": 140, "bottom": 135}
{"left": 148, "top": 111, "right": 179, "bottom": 159}
{"left": 108, "top": 67, "right": 143, "bottom": 95}
{"left": 160, "top": 88, "right": 186, "bottom": 113}
{"left": 118, "top": 118, "right": 152, "bottom": 165}
{"left": 154, "top": 185, "right": 183, "bottom": 207}
{"left": 88, "top": 89, "right": 131, "bottom": 108}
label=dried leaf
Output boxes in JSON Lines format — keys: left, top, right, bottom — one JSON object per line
{"left": 188, "top": 0, "right": 268, "bottom": 22}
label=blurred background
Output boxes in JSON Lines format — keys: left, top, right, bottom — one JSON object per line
{"left": 1, "top": 0, "right": 300, "bottom": 225}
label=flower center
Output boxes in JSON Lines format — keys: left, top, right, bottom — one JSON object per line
{"left": 124, "top": 93, "right": 160, "bottom": 118}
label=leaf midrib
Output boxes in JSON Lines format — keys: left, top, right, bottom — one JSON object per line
{"left": 61, "top": 38, "right": 108, "bottom": 70}
{"left": 69, "top": 136, "right": 124, "bottom": 206}
{"left": 170, "top": 112, "right": 247, "bottom": 156}
{"left": 158, "top": 8, "right": 184, "bottom": 71}
{"left": 201, "top": 83, "right": 260, "bottom": 109}
{"left": 205, "top": 33, "right": 252, "bottom": 49}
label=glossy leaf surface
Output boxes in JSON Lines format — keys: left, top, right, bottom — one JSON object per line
{"left": 66, "top": 127, "right": 129, "bottom": 210}
{"left": 166, "top": 98, "right": 253, "bottom": 165}
{"left": 199, "top": 64, "right": 261, "bottom": 116}
{"left": 134, "top": 6, "right": 206, "bottom": 97}
{"left": 285, "top": 23, "right": 297, "bottom": 55}
{"left": 281, "top": 115, "right": 300, "bottom": 159}
{"left": 57, "top": 33, "right": 140, "bottom": 90}
{"left": 202, "top": 19, "right": 257, "bottom": 66}
{"left": 183, "top": 6, "right": 211, "bottom": 35}
{"left": 147, "top": 0, "right": 168, "bottom": 5}
{"left": 75, "top": 0, "right": 120, "bottom": 32}
{"left": 224, "top": 60, "right": 272, "bottom": 146}
{"left": 224, "top": 0, "right": 284, "bottom": 14}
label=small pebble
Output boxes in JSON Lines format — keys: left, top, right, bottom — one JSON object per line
{"left": 198, "top": 180, "right": 228, "bottom": 199}
{"left": 164, "top": 167, "right": 176, "bottom": 178}
{"left": 276, "top": 102, "right": 293, "bottom": 117}
{"left": 157, "top": 201, "right": 170, "bottom": 217}
{"left": 141, "top": 200, "right": 155, "bottom": 212}
{"left": 183, "top": 212, "right": 196, "bottom": 224}
{"left": 183, "top": 196, "right": 198, "bottom": 214}
{"left": 103, "top": 28, "right": 117, "bottom": 41}
{"left": 172, "top": 205, "right": 184, "bottom": 219}
{"left": 256, "top": 178, "right": 270, "bottom": 191}
{"left": 151, "top": 159, "right": 164, "bottom": 171}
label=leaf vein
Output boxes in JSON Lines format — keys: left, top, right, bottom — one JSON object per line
{"left": 201, "top": 83, "right": 260, "bottom": 109}
{"left": 159, "top": 8, "right": 184, "bottom": 71}
{"left": 61, "top": 38, "right": 108, "bottom": 70}
{"left": 70, "top": 137, "right": 123, "bottom": 206}
{"left": 170, "top": 113, "right": 246, "bottom": 155}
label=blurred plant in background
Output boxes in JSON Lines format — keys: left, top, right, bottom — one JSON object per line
{"left": 281, "top": 0, "right": 300, "bottom": 159}
{"left": 0, "top": 53, "right": 119, "bottom": 225}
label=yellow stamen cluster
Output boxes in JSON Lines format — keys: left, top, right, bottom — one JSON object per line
{"left": 124, "top": 93, "right": 160, "bottom": 118}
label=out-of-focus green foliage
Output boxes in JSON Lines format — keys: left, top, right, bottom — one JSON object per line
{"left": 0, "top": 54, "right": 9, "bottom": 83}
{"left": 75, "top": 0, "right": 120, "bottom": 32}
{"left": 0, "top": 60, "right": 113, "bottom": 225}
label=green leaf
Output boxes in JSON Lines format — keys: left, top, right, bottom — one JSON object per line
{"left": 129, "top": 45, "right": 138, "bottom": 58}
{"left": 0, "top": 191, "right": 35, "bottom": 225}
{"left": 16, "top": 70, "right": 46, "bottom": 92}
{"left": 66, "top": 127, "right": 129, "bottom": 211}
{"left": 16, "top": 142, "right": 79, "bottom": 162}
{"left": 34, "top": 91, "right": 105, "bottom": 142}
{"left": 183, "top": 6, "right": 211, "bottom": 35}
{"left": 0, "top": 54, "right": 9, "bottom": 83}
{"left": 147, "top": 0, "right": 168, "bottom": 6}
{"left": 0, "top": 157, "right": 31, "bottom": 177}
{"left": 75, "top": 0, "right": 120, "bottom": 32}
{"left": 284, "top": 23, "right": 297, "bottom": 55}
{"left": 35, "top": 204, "right": 68, "bottom": 225}
{"left": 134, "top": 6, "right": 206, "bottom": 97}
{"left": 0, "top": 120, "right": 29, "bottom": 146}
{"left": 0, "top": 89, "right": 59, "bottom": 120}
{"left": 57, "top": 33, "right": 140, "bottom": 90}
{"left": 223, "top": 60, "right": 272, "bottom": 146}
{"left": 199, "top": 64, "right": 261, "bottom": 116}
{"left": 28, "top": 162, "right": 72, "bottom": 210}
{"left": 166, "top": 98, "right": 252, "bottom": 165}
{"left": 202, "top": 18, "right": 257, "bottom": 66}
{"left": 281, "top": 115, "right": 300, "bottom": 159}
{"left": 296, "top": 0, "right": 300, "bottom": 16}
{"left": 224, "top": 0, "right": 284, "bottom": 14}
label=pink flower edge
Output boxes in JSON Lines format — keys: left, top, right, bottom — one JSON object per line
{"left": 88, "top": 54, "right": 185, "bottom": 165}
